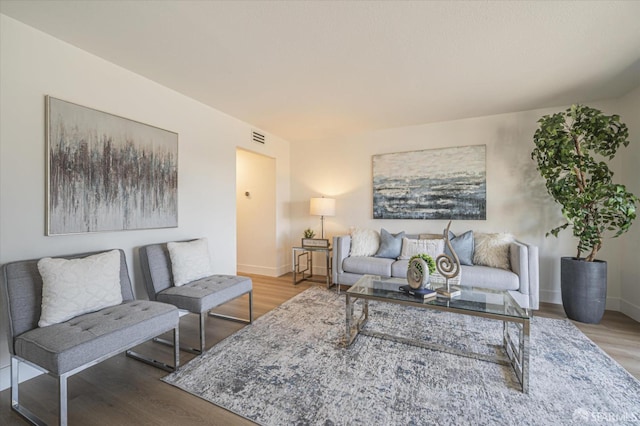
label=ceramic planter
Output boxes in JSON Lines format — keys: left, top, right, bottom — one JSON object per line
{"left": 561, "top": 257, "right": 607, "bottom": 324}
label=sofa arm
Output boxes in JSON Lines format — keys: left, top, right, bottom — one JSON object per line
{"left": 509, "top": 241, "right": 539, "bottom": 310}
{"left": 332, "top": 235, "right": 351, "bottom": 283}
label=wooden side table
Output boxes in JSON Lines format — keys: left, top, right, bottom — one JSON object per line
{"left": 292, "top": 246, "right": 334, "bottom": 290}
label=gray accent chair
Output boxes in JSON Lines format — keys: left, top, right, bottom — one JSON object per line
{"left": 139, "top": 242, "right": 253, "bottom": 355}
{"left": 1, "top": 249, "right": 180, "bottom": 426}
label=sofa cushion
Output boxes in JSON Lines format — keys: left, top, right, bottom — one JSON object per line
{"left": 375, "top": 229, "right": 405, "bottom": 259}
{"left": 474, "top": 233, "right": 515, "bottom": 270}
{"left": 343, "top": 256, "right": 394, "bottom": 277}
{"left": 349, "top": 229, "right": 380, "bottom": 257}
{"left": 157, "top": 274, "right": 252, "bottom": 313}
{"left": 445, "top": 230, "right": 475, "bottom": 266}
{"left": 37, "top": 250, "right": 123, "bottom": 327}
{"left": 460, "top": 264, "right": 519, "bottom": 290}
{"left": 14, "top": 300, "right": 177, "bottom": 375}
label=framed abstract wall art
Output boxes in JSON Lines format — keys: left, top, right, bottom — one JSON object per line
{"left": 46, "top": 96, "right": 178, "bottom": 235}
{"left": 372, "top": 145, "right": 486, "bottom": 220}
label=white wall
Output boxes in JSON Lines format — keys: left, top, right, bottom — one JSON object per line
{"left": 0, "top": 15, "right": 291, "bottom": 386}
{"left": 291, "top": 100, "right": 638, "bottom": 310}
{"left": 236, "top": 149, "right": 278, "bottom": 276}
{"left": 618, "top": 86, "right": 640, "bottom": 322}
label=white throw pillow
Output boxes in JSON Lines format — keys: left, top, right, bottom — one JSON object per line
{"left": 37, "top": 250, "right": 123, "bottom": 327}
{"left": 167, "top": 238, "right": 213, "bottom": 286}
{"left": 398, "top": 238, "right": 445, "bottom": 260}
{"left": 473, "top": 233, "right": 515, "bottom": 270}
{"left": 349, "top": 229, "right": 380, "bottom": 257}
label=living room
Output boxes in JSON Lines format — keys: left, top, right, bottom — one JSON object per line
{"left": 1, "top": 1, "right": 639, "bottom": 425}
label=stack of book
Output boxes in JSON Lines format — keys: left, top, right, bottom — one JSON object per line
{"left": 399, "top": 285, "right": 437, "bottom": 300}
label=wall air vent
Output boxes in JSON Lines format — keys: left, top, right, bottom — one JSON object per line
{"left": 252, "top": 130, "right": 266, "bottom": 144}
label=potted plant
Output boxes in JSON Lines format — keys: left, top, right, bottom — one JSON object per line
{"left": 531, "top": 104, "right": 638, "bottom": 323}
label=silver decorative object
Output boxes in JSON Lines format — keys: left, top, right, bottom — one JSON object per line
{"left": 407, "top": 258, "right": 430, "bottom": 289}
{"left": 435, "top": 221, "right": 461, "bottom": 298}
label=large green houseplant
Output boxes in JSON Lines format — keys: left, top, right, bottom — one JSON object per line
{"left": 531, "top": 104, "right": 638, "bottom": 323}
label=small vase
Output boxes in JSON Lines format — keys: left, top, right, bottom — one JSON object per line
{"left": 407, "top": 258, "right": 430, "bottom": 290}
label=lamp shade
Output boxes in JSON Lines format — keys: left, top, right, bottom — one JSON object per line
{"left": 310, "top": 197, "right": 335, "bottom": 217}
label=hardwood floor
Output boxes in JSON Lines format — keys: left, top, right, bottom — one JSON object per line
{"left": 1, "top": 274, "right": 638, "bottom": 425}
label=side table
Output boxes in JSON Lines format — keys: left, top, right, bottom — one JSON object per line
{"left": 292, "top": 246, "right": 334, "bottom": 291}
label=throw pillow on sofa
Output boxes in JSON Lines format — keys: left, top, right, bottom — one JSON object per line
{"left": 375, "top": 228, "right": 405, "bottom": 259}
{"left": 473, "top": 232, "right": 515, "bottom": 270}
{"left": 349, "top": 228, "right": 380, "bottom": 257}
{"left": 444, "top": 230, "right": 475, "bottom": 266}
{"left": 398, "top": 237, "right": 444, "bottom": 260}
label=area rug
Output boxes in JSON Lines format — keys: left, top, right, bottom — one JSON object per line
{"left": 162, "top": 287, "right": 640, "bottom": 425}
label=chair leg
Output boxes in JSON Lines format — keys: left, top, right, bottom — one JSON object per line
{"left": 59, "top": 374, "right": 68, "bottom": 426}
{"left": 207, "top": 291, "right": 253, "bottom": 324}
{"left": 152, "top": 318, "right": 201, "bottom": 355}
{"left": 173, "top": 326, "right": 180, "bottom": 369}
{"left": 200, "top": 312, "right": 206, "bottom": 353}
{"left": 11, "top": 356, "right": 48, "bottom": 426}
{"left": 126, "top": 327, "right": 180, "bottom": 372}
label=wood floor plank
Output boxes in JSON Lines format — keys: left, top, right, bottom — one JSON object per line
{"left": 1, "top": 274, "right": 637, "bottom": 425}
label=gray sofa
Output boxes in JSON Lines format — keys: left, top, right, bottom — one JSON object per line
{"left": 332, "top": 234, "right": 539, "bottom": 309}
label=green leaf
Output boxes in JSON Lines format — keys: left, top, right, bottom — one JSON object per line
{"left": 531, "top": 104, "right": 638, "bottom": 261}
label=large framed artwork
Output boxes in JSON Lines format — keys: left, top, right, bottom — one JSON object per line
{"left": 46, "top": 96, "right": 178, "bottom": 235}
{"left": 372, "top": 145, "right": 486, "bottom": 220}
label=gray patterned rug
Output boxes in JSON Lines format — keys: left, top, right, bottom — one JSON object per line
{"left": 162, "top": 287, "right": 640, "bottom": 425}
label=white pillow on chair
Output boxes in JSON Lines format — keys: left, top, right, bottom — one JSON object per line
{"left": 37, "top": 250, "right": 123, "bottom": 327}
{"left": 167, "top": 238, "right": 214, "bottom": 286}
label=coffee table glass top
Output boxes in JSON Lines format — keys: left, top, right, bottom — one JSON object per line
{"left": 347, "top": 275, "right": 530, "bottom": 320}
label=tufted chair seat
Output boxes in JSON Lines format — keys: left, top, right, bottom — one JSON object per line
{"left": 157, "top": 275, "right": 252, "bottom": 314}
{"left": 14, "top": 300, "right": 177, "bottom": 375}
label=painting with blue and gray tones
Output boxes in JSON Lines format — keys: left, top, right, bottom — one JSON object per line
{"left": 373, "top": 145, "right": 486, "bottom": 220}
{"left": 47, "top": 97, "right": 178, "bottom": 234}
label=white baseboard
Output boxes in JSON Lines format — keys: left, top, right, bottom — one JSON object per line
{"left": 0, "top": 362, "right": 44, "bottom": 391}
{"left": 539, "top": 289, "right": 562, "bottom": 305}
{"left": 621, "top": 299, "right": 640, "bottom": 323}
{"left": 237, "top": 263, "right": 283, "bottom": 277}
{"left": 539, "top": 289, "right": 623, "bottom": 313}
{"left": 605, "top": 297, "right": 621, "bottom": 311}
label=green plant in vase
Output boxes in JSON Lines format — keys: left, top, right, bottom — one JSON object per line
{"left": 303, "top": 228, "right": 316, "bottom": 239}
{"left": 408, "top": 253, "right": 436, "bottom": 275}
{"left": 531, "top": 104, "right": 638, "bottom": 323}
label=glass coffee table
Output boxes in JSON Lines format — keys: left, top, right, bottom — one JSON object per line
{"left": 345, "top": 275, "right": 530, "bottom": 393}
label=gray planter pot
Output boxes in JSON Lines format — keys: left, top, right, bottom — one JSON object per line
{"left": 560, "top": 257, "right": 607, "bottom": 324}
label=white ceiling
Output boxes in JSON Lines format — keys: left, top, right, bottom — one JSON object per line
{"left": 2, "top": 1, "right": 640, "bottom": 142}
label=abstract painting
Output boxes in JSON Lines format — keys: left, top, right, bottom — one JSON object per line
{"left": 46, "top": 96, "right": 178, "bottom": 235}
{"left": 373, "top": 145, "right": 486, "bottom": 220}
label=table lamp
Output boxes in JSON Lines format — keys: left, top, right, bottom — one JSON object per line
{"left": 309, "top": 197, "right": 335, "bottom": 239}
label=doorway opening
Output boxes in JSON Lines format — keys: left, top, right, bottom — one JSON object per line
{"left": 236, "top": 148, "right": 277, "bottom": 276}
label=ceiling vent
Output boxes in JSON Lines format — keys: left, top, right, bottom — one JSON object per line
{"left": 252, "top": 130, "right": 266, "bottom": 144}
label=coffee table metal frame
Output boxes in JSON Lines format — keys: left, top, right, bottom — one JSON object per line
{"left": 345, "top": 275, "right": 530, "bottom": 393}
